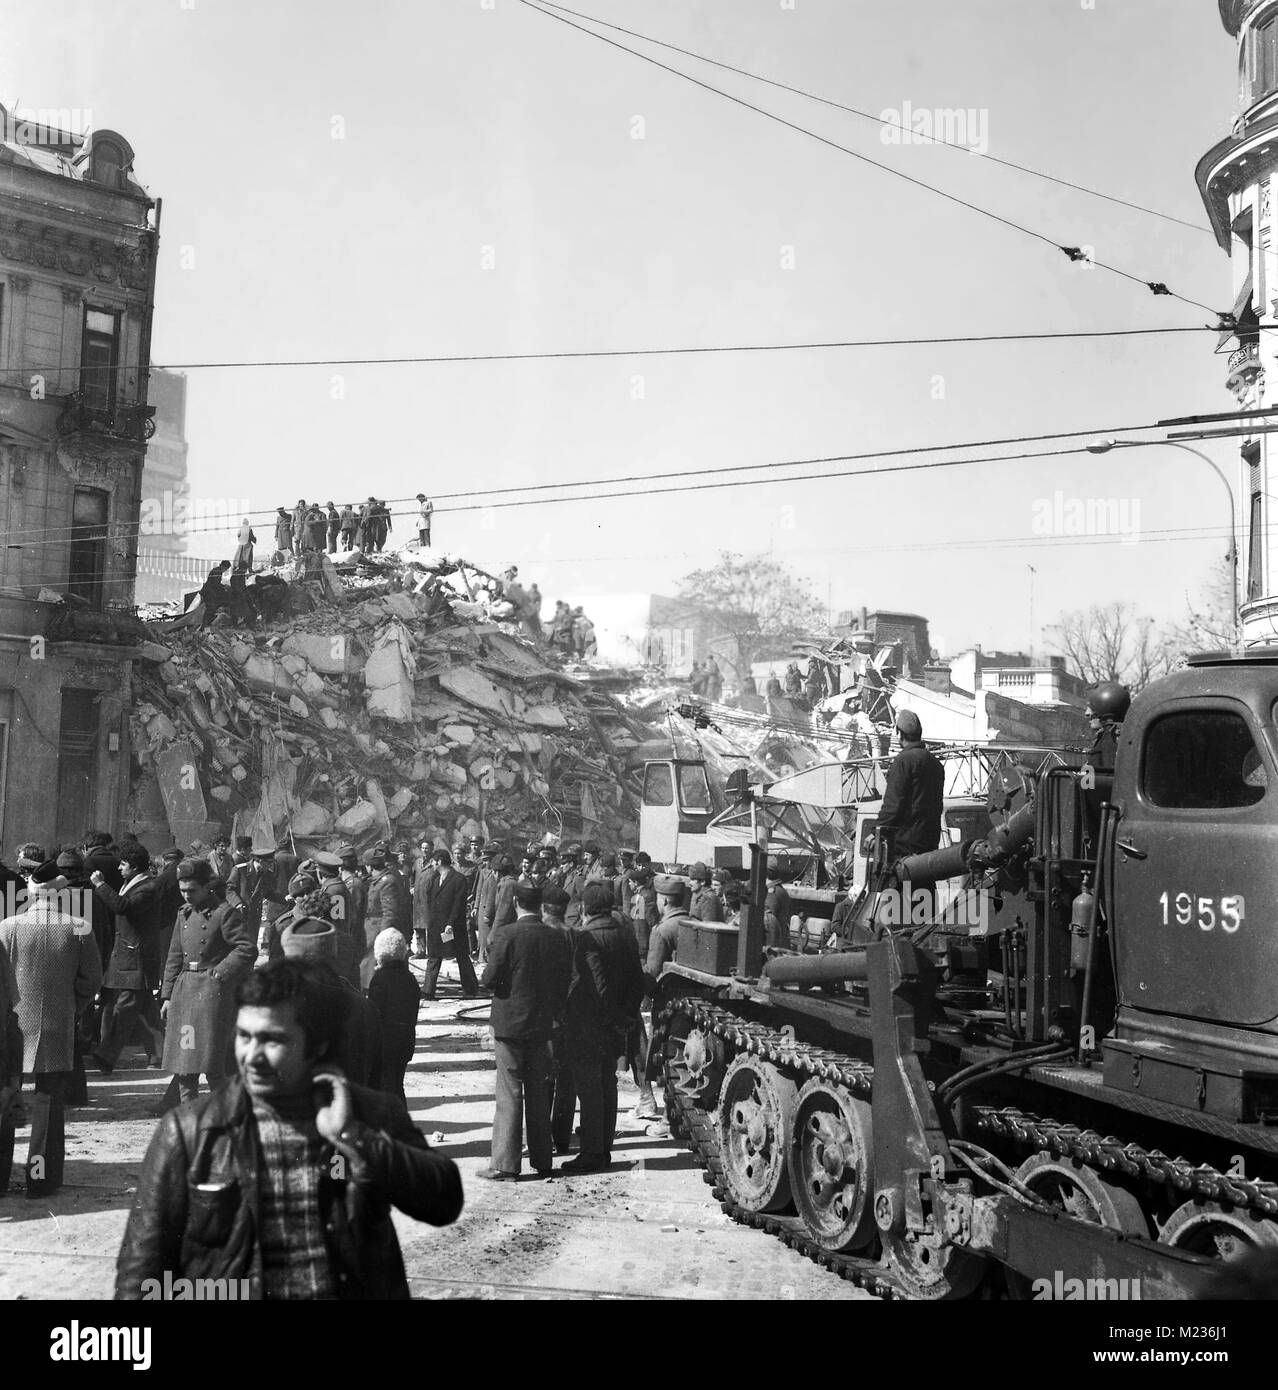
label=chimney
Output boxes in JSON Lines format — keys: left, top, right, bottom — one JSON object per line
{"left": 923, "top": 661, "right": 952, "bottom": 694}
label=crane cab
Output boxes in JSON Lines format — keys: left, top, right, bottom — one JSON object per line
{"left": 639, "top": 758, "right": 716, "bottom": 864}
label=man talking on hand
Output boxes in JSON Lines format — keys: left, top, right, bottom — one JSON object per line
{"left": 116, "top": 958, "right": 463, "bottom": 1300}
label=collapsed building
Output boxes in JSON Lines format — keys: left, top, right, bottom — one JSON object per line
{"left": 125, "top": 551, "right": 657, "bottom": 856}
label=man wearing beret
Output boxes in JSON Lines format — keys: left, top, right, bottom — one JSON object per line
{"left": 160, "top": 859, "right": 255, "bottom": 1105}
{"left": 0, "top": 860, "right": 102, "bottom": 1197}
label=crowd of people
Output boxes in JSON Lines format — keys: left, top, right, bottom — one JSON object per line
{"left": 0, "top": 823, "right": 743, "bottom": 1294}
{"left": 267, "top": 495, "right": 436, "bottom": 562}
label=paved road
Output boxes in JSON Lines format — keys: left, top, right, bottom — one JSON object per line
{"left": 0, "top": 966, "right": 869, "bottom": 1301}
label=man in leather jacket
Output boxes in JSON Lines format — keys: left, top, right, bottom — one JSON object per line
{"left": 116, "top": 958, "right": 462, "bottom": 1300}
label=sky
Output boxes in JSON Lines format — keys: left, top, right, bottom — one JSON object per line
{"left": 0, "top": 0, "right": 1248, "bottom": 658}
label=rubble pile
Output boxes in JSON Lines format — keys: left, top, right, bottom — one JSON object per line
{"left": 126, "top": 553, "right": 657, "bottom": 855}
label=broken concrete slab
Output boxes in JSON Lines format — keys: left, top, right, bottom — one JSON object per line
{"left": 364, "top": 621, "right": 416, "bottom": 722}
{"left": 437, "top": 666, "right": 505, "bottom": 715}
{"left": 281, "top": 632, "right": 361, "bottom": 676}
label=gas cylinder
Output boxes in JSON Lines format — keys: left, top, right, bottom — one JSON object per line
{"left": 1069, "top": 874, "right": 1096, "bottom": 975}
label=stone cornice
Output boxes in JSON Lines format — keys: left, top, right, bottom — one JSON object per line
{"left": 0, "top": 207, "right": 152, "bottom": 290}
{"left": 1196, "top": 112, "right": 1278, "bottom": 245}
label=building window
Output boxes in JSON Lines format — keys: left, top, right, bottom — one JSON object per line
{"left": 81, "top": 306, "right": 119, "bottom": 413}
{"left": 56, "top": 689, "right": 99, "bottom": 845}
{"left": 68, "top": 487, "right": 109, "bottom": 607}
{"left": 90, "top": 138, "right": 125, "bottom": 189}
{"left": 1249, "top": 11, "right": 1278, "bottom": 105}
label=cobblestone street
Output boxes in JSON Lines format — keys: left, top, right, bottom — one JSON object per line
{"left": 0, "top": 966, "right": 869, "bottom": 1301}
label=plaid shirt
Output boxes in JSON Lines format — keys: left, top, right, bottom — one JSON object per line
{"left": 251, "top": 1095, "right": 336, "bottom": 1300}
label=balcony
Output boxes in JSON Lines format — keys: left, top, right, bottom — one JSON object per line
{"left": 1226, "top": 343, "right": 1265, "bottom": 412}
{"left": 56, "top": 392, "right": 156, "bottom": 444}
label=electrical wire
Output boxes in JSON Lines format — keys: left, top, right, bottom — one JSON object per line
{"left": 0, "top": 410, "right": 1241, "bottom": 544}
{"left": 534, "top": 0, "right": 1214, "bottom": 239}
{"left": 516, "top": 0, "right": 1218, "bottom": 314}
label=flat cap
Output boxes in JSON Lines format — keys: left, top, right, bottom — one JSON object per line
{"left": 654, "top": 874, "right": 684, "bottom": 896}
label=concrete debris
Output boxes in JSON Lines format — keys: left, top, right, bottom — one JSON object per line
{"left": 126, "top": 548, "right": 658, "bottom": 856}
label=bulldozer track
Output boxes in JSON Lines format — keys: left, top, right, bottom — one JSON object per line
{"left": 970, "top": 1105, "right": 1278, "bottom": 1219}
{"left": 653, "top": 997, "right": 898, "bottom": 1299}
{"left": 655, "top": 995, "right": 1278, "bottom": 1296}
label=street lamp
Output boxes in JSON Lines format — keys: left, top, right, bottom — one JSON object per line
{"left": 1084, "top": 437, "right": 1238, "bottom": 637}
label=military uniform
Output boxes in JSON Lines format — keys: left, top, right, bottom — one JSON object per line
{"left": 160, "top": 899, "right": 254, "bottom": 1093}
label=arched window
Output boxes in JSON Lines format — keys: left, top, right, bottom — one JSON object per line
{"left": 90, "top": 138, "right": 124, "bottom": 188}
{"left": 1247, "top": 8, "right": 1278, "bottom": 106}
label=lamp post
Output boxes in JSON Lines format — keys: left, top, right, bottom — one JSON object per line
{"left": 1085, "top": 437, "right": 1238, "bottom": 639}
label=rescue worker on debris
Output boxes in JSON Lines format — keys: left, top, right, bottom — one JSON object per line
{"left": 291, "top": 499, "right": 308, "bottom": 557}
{"left": 415, "top": 493, "right": 434, "bottom": 548}
{"left": 326, "top": 502, "right": 341, "bottom": 553}
{"left": 274, "top": 507, "right": 293, "bottom": 560}
{"left": 1085, "top": 681, "right": 1130, "bottom": 771}
{"left": 339, "top": 503, "right": 357, "bottom": 550}
{"left": 194, "top": 560, "right": 231, "bottom": 626}
{"left": 687, "top": 863, "right": 723, "bottom": 922}
{"left": 784, "top": 662, "right": 803, "bottom": 697}
{"left": 306, "top": 503, "right": 327, "bottom": 553}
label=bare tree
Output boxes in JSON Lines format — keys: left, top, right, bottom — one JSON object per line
{"left": 1165, "top": 557, "right": 1239, "bottom": 657}
{"left": 1049, "top": 601, "right": 1176, "bottom": 693}
{"left": 675, "top": 552, "right": 828, "bottom": 680}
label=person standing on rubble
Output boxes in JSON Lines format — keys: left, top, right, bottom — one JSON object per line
{"left": 326, "top": 502, "right": 341, "bottom": 554}
{"left": 306, "top": 503, "right": 327, "bottom": 553}
{"left": 421, "top": 850, "right": 480, "bottom": 1001}
{"left": 415, "top": 494, "right": 434, "bottom": 548}
{"left": 273, "top": 507, "right": 293, "bottom": 562}
{"left": 292, "top": 499, "right": 308, "bottom": 557}
{"left": 339, "top": 503, "right": 357, "bottom": 550}
{"left": 160, "top": 858, "right": 255, "bottom": 1105}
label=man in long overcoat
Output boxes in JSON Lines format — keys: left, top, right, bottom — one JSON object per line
{"left": 160, "top": 859, "right": 255, "bottom": 1104}
{"left": 90, "top": 842, "right": 164, "bottom": 1070}
{"left": 0, "top": 861, "right": 102, "bottom": 1196}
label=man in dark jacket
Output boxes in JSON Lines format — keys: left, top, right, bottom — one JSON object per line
{"left": 420, "top": 850, "right": 479, "bottom": 1000}
{"left": 116, "top": 958, "right": 462, "bottom": 1300}
{"left": 877, "top": 710, "right": 945, "bottom": 859}
{"left": 478, "top": 883, "right": 571, "bottom": 1181}
{"left": 90, "top": 842, "right": 164, "bottom": 1071}
{"left": 561, "top": 882, "right": 645, "bottom": 1174}
{"left": 226, "top": 850, "right": 286, "bottom": 955}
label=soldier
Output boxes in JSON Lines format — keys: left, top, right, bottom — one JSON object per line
{"left": 1085, "top": 682, "right": 1130, "bottom": 770}
{"left": 627, "top": 861, "right": 659, "bottom": 959}
{"left": 687, "top": 863, "right": 723, "bottom": 922}
{"left": 160, "top": 858, "right": 255, "bottom": 1104}
{"left": 273, "top": 507, "right": 293, "bottom": 561}
{"left": 226, "top": 846, "right": 286, "bottom": 958}
{"left": 314, "top": 851, "right": 359, "bottom": 988}
{"left": 337, "top": 844, "right": 368, "bottom": 958}
{"left": 362, "top": 843, "right": 412, "bottom": 988}
{"left": 560, "top": 844, "right": 586, "bottom": 927}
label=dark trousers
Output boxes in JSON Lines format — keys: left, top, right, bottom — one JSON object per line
{"left": 327, "top": 521, "right": 340, "bottom": 552}
{"left": 550, "top": 1036, "right": 576, "bottom": 1151}
{"left": 492, "top": 1038, "right": 552, "bottom": 1174}
{"left": 340, "top": 528, "right": 355, "bottom": 550}
{"left": 567, "top": 1032, "right": 618, "bottom": 1162}
{"left": 12, "top": 1072, "right": 70, "bottom": 1196}
{"left": 381, "top": 1024, "right": 415, "bottom": 1104}
{"left": 423, "top": 931, "right": 478, "bottom": 997}
{"left": 418, "top": 527, "right": 430, "bottom": 547}
{"left": 98, "top": 988, "right": 163, "bottom": 1066}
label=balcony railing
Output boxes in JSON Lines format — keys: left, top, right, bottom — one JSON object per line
{"left": 56, "top": 392, "right": 157, "bottom": 443}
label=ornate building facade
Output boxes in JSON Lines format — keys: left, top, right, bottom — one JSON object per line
{"left": 1198, "top": 0, "right": 1278, "bottom": 643}
{"left": 0, "top": 106, "right": 159, "bottom": 848}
